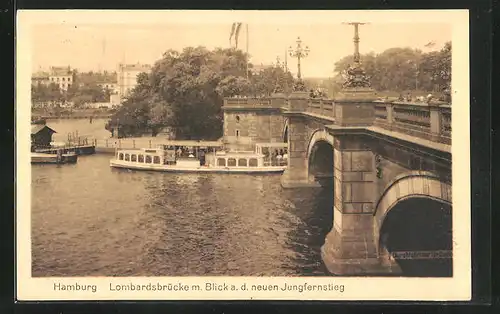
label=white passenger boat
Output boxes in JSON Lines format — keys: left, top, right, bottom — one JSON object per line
{"left": 109, "top": 141, "right": 288, "bottom": 173}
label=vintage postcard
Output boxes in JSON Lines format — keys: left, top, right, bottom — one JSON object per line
{"left": 17, "top": 10, "right": 470, "bottom": 301}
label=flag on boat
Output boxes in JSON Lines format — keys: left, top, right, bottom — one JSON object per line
{"left": 229, "top": 22, "right": 243, "bottom": 48}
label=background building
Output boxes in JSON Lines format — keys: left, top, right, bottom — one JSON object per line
{"left": 117, "top": 63, "right": 151, "bottom": 100}
{"left": 31, "top": 72, "right": 50, "bottom": 86}
{"left": 48, "top": 66, "right": 75, "bottom": 91}
{"left": 97, "top": 82, "right": 119, "bottom": 94}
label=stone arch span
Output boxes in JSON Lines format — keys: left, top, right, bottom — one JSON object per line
{"left": 374, "top": 171, "right": 452, "bottom": 276}
{"left": 374, "top": 171, "right": 452, "bottom": 236}
{"left": 306, "top": 129, "right": 334, "bottom": 160}
{"left": 306, "top": 129, "right": 335, "bottom": 182}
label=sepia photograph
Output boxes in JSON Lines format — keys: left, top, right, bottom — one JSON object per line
{"left": 17, "top": 10, "right": 470, "bottom": 301}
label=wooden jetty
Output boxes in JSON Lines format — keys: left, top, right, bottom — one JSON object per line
{"left": 35, "top": 144, "right": 96, "bottom": 155}
{"left": 31, "top": 152, "right": 78, "bottom": 164}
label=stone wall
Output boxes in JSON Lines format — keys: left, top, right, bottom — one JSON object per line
{"left": 223, "top": 110, "right": 285, "bottom": 149}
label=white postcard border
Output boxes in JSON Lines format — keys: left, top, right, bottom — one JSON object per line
{"left": 16, "top": 9, "right": 471, "bottom": 301}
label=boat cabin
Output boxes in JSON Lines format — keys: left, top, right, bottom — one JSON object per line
{"left": 115, "top": 140, "right": 225, "bottom": 167}
{"left": 113, "top": 140, "right": 289, "bottom": 169}
{"left": 209, "top": 151, "right": 264, "bottom": 168}
{"left": 255, "top": 142, "right": 288, "bottom": 166}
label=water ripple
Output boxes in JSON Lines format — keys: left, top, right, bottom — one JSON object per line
{"left": 32, "top": 153, "right": 333, "bottom": 277}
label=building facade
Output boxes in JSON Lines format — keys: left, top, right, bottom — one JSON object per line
{"left": 31, "top": 72, "right": 51, "bottom": 86}
{"left": 222, "top": 97, "right": 286, "bottom": 151}
{"left": 97, "top": 82, "right": 119, "bottom": 94}
{"left": 117, "top": 63, "right": 151, "bottom": 100}
{"left": 48, "top": 66, "right": 75, "bottom": 91}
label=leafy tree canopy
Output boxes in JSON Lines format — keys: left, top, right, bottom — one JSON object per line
{"left": 107, "top": 47, "right": 295, "bottom": 139}
{"left": 333, "top": 42, "right": 451, "bottom": 93}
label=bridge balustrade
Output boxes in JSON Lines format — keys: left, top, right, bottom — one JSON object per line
{"left": 374, "top": 101, "right": 451, "bottom": 145}
{"left": 305, "top": 98, "right": 336, "bottom": 118}
{"left": 223, "top": 97, "right": 274, "bottom": 108}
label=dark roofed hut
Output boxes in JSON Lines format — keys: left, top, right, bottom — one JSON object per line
{"left": 31, "top": 125, "right": 56, "bottom": 151}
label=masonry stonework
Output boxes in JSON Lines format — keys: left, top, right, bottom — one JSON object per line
{"left": 222, "top": 89, "right": 452, "bottom": 276}
{"left": 223, "top": 110, "right": 285, "bottom": 150}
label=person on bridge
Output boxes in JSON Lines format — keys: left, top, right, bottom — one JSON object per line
{"left": 426, "top": 94, "right": 434, "bottom": 104}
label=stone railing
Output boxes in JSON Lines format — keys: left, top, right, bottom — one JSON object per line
{"left": 373, "top": 101, "right": 451, "bottom": 145}
{"left": 305, "top": 98, "right": 336, "bottom": 118}
{"left": 223, "top": 97, "right": 277, "bottom": 108}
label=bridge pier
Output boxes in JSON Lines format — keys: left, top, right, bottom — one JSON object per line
{"left": 280, "top": 115, "right": 321, "bottom": 188}
{"left": 235, "top": 80, "right": 452, "bottom": 276}
{"left": 281, "top": 92, "right": 321, "bottom": 188}
{"left": 321, "top": 134, "right": 400, "bottom": 275}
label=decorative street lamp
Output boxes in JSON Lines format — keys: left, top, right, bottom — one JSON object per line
{"left": 349, "top": 22, "right": 366, "bottom": 65}
{"left": 288, "top": 37, "right": 309, "bottom": 80}
{"left": 342, "top": 22, "right": 371, "bottom": 89}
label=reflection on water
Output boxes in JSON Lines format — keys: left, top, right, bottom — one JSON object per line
{"left": 32, "top": 154, "right": 334, "bottom": 277}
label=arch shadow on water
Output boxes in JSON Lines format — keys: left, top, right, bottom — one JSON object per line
{"left": 379, "top": 197, "right": 453, "bottom": 277}
{"left": 280, "top": 138, "right": 335, "bottom": 276}
{"left": 281, "top": 179, "right": 334, "bottom": 276}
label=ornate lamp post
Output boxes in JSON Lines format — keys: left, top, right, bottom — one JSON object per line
{"left": 342, "top": 22, "right": 371, "bottom": 89}
{"left": 288, "top": 37, "right": 309, "bottom": 80}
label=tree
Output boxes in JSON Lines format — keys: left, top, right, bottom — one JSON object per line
{"left": 105, "top": 71, "right": 153, "bottom": 137}
{"left": 111, "top": 46, "right": 252, "bottom": 139}
{"left": 420, "top": 41, "right": 451, "bottom": 91}
{"left": 249, "top": 66, "right": 294, "bottom": 96}
{"left": 67, "top": 82, "right": 107, "bottom": 108}
{"left": 215, "top": 75, "right": 251, "bottom": 97}
{"left": 332, "top": 42, "right": 451, "bottom": 94}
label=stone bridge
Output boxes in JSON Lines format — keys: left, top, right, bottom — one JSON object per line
{"left": 222, "top": 89, "right": 452, "bottom": 276}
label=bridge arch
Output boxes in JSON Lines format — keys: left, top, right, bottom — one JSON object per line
{"left": 306, "top": 129, "right": 335, "bottom": 182}
{"left": 374, "top": 171, "right": 452, "bottom": 276}
{"left": 374, "top": 171, "right": 452, "bottom": 232}
{"left": 282, "top": 119, "right": 289, "bottom": 143}
{"left": 306, "top": 129, "right": 334, "bottom": 160}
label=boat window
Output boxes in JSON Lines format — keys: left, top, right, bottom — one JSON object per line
{"left": 238, "top": 158, "right": 247, "bottom": 167}
{"left": 227, "top": 158, "right": 236, "bottom": 167}
{"left": 145, "top": 155, "right": 152, "bottom": 163}
{"left": 131, "top": 154, "right": 137, "bottom": 162}
{"left": 125, "top": 154, "right": 130, "bottom": 161}
{"left": 153, "top": 156, "right": 161, "bottom": 164}
{"left": 138, "top": 154, "right": 144, "bottom": 163}
{"left": 217, "top": 158, "right": 226, "bottom": 167}
{"left": 119, "top": 153, "right": 124, "bottom": 160}
{"left": 249, "top": 158, "right": 258, "bottom": 167}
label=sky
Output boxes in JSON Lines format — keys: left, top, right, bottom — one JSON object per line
{"left": 31, "top": 21, "right": 451, "bottom": 78}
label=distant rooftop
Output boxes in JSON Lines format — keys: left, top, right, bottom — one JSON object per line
{"left": 50, "top": 66, "right": 73, "bottom": 77}
{"left": 32, "top": 71, "right": 50, "bottom": 79}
